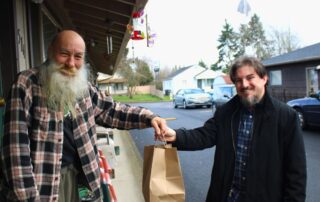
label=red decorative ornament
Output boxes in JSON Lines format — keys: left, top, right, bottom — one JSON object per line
{"left": 130, "top": 10, "right": 145, "bottom": 40}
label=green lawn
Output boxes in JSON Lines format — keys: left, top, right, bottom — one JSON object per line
{"left": 112, "top": 94, "right": 171, "bottom": 103}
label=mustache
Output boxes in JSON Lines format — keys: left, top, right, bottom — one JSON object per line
{"left": 239, "top": 87, "right": 251, "bottom": 93}
{"left": 56, "top": 65, "right": 78, "bottom": 76}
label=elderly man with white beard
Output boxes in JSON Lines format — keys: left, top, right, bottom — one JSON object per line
{"left": 0, "top": 30, "right": 168, "bottom": 202}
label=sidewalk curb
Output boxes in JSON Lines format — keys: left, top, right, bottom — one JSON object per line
{"left": 111, "top": 129, "right": 144, "bottom": 202}
{"left": 125, "top": 130, "right": 143, "bottom": 165}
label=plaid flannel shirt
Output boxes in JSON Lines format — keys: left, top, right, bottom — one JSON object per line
{"left": 0, "top": 67, "right": 156, "bottom": 201}
{"left": 228, "top": 109, "right": 254, "bottom": 201}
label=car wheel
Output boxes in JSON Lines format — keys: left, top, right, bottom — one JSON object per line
{"left": 183, "top": 100, "right": 188, "bottom": 109}
{"left": 173, "top": 100, "right": 178, "bottom": 108}
{"left": 295, "top": 108, "right": 306, "bottom": 129}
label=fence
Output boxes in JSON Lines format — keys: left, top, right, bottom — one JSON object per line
{"left": 135, "top": 85, "right": 164, "bottom": 99}
{"left": 270, "top": 89, "right": 306, "bottom": 103}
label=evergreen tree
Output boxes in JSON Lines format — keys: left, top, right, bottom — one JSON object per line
{"left": 210, "top": 63, "right": 219, "bottom": 71}
{"left": 239, "top": 14, "right": 273, "bottom": 60}
{"left": 198, "top": 60, "right": 207, "bottom": 68}
{"left": 214, "top": 20, "right": 243, "bottom": 72}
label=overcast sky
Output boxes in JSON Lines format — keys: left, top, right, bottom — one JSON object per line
{"left": 127, "top": 0, "right": 320, "bottom": 69}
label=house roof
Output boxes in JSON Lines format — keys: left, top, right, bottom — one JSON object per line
{"left": 221, "top": 75, "right": 233, "bottom": 84}
{"left": 263, "top": 42, "right": 320, "bottom": 67}
{"left": 98, "top": 78, "right": 127, "bottom": 84}
{"left": 97, "top": 72, "right": 127, "bottom": 84}
{"left": 165, "top": 65, "right": 193, "bottom": 79}
{"left": 194, "top": 69, "right": 225, "bottom": 79}
{"left": 97, "top": 72, "right": 112, "bottom": 81}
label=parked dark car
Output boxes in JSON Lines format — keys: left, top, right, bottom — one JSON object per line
{"left": 173, "top": 88, "right": 212, "bottom": 109}
{"left": 208, "top": 84, "right": 236, "bottom": 114}
{"left": 287, "top": 91, "right": 320, "bottom": 129}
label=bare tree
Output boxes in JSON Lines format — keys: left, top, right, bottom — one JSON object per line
{"left": 269, "top": 28, "right": 300, "bottom": 55}
{"left": 117, "top": 59, "right": 138, "bottom": 98}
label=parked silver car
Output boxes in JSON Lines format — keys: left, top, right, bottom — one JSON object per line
{"left": 173, "top": 88, "right": 212, "bottom": 109}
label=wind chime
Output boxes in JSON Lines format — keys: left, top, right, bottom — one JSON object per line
{"left": 127, "top": 9, "right": 145, "bottom": 70}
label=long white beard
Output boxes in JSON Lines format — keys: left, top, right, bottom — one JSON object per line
{"left": 40, "top": 61, "right": 88, "bottom": 117}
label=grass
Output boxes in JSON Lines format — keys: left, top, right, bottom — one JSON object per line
{"left": 112, "top": 94, "right": 171, "bottom": 103}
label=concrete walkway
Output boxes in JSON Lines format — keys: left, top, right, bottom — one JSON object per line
{"left": 96, "top": 126, "right": 144, "bottom": 202}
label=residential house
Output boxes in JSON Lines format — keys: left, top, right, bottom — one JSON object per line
{"left": 263, "top": 43, "right": 320, "bottom": 102}
{"left": 162, "top": 65, "right": 224, "bottom": 95}
{"left": 97, "top": 73, "right": 128, "bottom": 95}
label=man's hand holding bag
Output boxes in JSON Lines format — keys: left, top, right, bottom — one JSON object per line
{"left": 142, "top": 144, "right": 185, "bottom": 202}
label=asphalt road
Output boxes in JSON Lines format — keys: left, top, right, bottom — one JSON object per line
{"left": 129, "top": 102, "right": 320, "bottom": 202}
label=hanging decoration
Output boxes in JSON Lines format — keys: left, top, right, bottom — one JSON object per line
{"left": 237, "top": 0, "right": 251, "bottom": 16}
{"left": 129, "top": 9, "right": 145, "bottom": 40}
{"left": 145, "top": 14, "right": 156, "bottom": 47}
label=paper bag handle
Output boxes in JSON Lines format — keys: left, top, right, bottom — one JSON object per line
{"left": 154, "top": 140, "right": 172, "bottom": 148}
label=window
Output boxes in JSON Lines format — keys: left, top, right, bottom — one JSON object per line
{"left": 114, "top": 83, "right": 124, "bottom": 91}
{"left": 206, "top": 79, "right": 214, "bottom": 86}
{"left": 306, "top": 67, "right": 318, "bottom": 94}
{"left": 269, "top": 70, "right": 282, "bottom": 86}
{"left": 197, "top": 79, "right": 202, "bottom": 88}
{"left": 40, "top": 6, "right": 60, "bottom": 61}
{"left": 42, "top": 12, "right": 58, "bottom": 59}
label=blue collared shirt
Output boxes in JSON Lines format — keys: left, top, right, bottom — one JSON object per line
{"left": 228, "top": 108, "right": 254, "bottom": 202}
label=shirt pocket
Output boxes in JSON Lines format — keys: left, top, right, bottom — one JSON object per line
{"left": 30, "top": 108, "right": 52, "bottom": 141}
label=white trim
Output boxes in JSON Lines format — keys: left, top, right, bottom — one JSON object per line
{"left": 15, "top": 0, "right": 30, "bottom": 72}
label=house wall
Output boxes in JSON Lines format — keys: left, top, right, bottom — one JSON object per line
{"left": 166, "top": 66, "right": 205, "bottom": 95}
{"left": 0, "top": 0, "right": 17, "bottom": 99}
{"left": 163, "top": 79, "right": 172, "bottom": 95}
{"left": 198, "top": 79, "right": 214, "bottom": 91}
{"left": 266, "top": 60, "right": 320, "bottom": 102}
{"left": 99, "top": 83, "right": 128, "bottom": 95}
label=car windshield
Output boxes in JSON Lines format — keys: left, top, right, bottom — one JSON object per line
{"left": 184, "top": 89, "right": 204, "bottom": 94}
{"left": 219, "top": 86, "right": 236, "bottom": 97}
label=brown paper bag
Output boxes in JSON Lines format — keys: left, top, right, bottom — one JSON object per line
{"left": 142, "top": 144, "right": 185, "bottom": 202}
